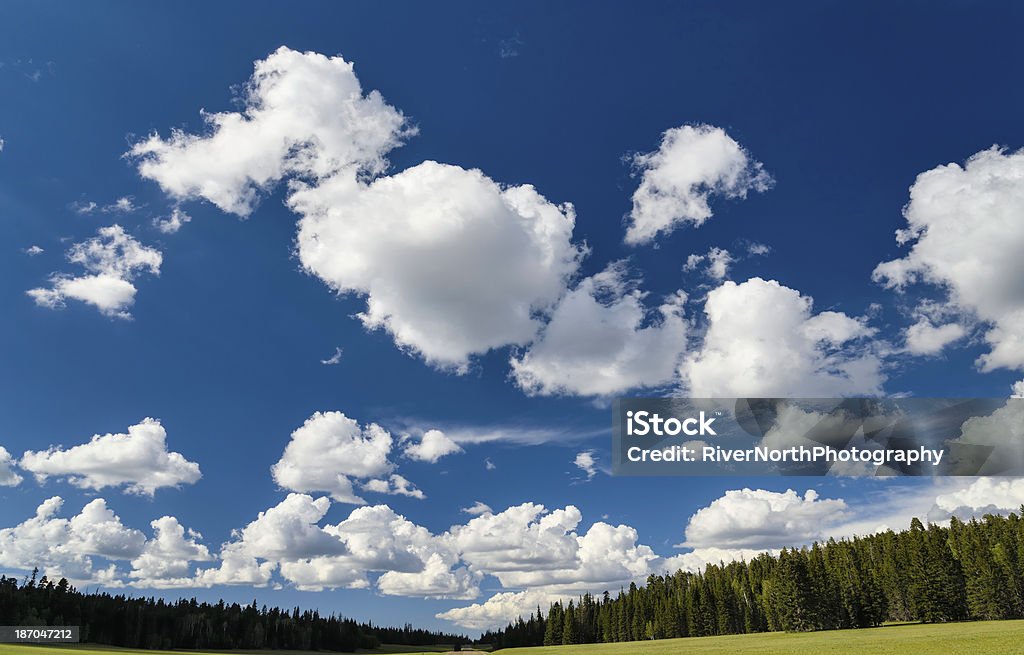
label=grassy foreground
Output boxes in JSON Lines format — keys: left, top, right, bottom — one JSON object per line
{"left": 499, "top": 619, "right": 1024, "bottom": 655}
{"left": 0, "top": 645, "right": 472, "bottom": 655}
{"left": 4, "top": 621, "right": 1024, "bottom": 655}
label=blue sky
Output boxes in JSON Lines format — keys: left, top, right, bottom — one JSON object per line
{"left": 2, "top": 0, "right": 1024, "bottom": 634}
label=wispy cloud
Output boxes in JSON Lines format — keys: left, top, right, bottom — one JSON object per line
{"left": 320, "top": 346, "right": 343, "bottom": 366}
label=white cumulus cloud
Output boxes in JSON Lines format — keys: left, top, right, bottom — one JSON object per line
{"left": 0, "top": 446, "right": 22, "bottom": 486}
{"left": 437, "top": 589, "right": 569, "bottom": 631}
{"left": 291, "top": 162, "right": 583, "bottom": 371}
{"left": 684, "top": 246, "right": 734, "bottom": 280}
{"left": 129, "top": 46, "right": 412, "bottom": 217}
{"left": 681, "top": 488, "right": 848, "bottom": 550}
{"left": 19, "top": 418, "right": 201, "bottom": 496}
{"left": 272, "top": 411, "right": 421, "bottom": 504}
{"left": 625, "top": 124, "right": 772, "bottom": 245}
{"left": 873, "top": 147, "right": 1024, "bottom": 371}
{"left": 0, "top": 497, "right": 144, "bottom": 587}
{"left": 130, "top": 516, "right": 213, "bottom": 588}
{"left": 932, "top": 478, "right": 1024, "bottom": 520}
{"left": 681, "top": 278, "right": 883, "bottom": 397}
{"left": 461, "top": 501, "right": 493, "bottom": 516}
{"left": 573, "top": 451, "right": 598, "bottom": 481}
{"left": 510, "top": 263, "right": 687, "bottom": 396}
{"left": 903, "top": 318, "right": 966, "bottom": 356}
{"left": 26, "top": 225, "right": 162, "bottom": 319}
{"left": 449, "top": 503, "right": 582, "bottom": 576}
{"left": 402, "top": 429, "right": 462, "bottom": 463}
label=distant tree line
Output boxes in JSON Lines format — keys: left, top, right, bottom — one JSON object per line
{"left": 0, "top": 573, "right": 467, "bottom": 651}
{"left": 481, "top": 510, "right": 1024, "bottom": 649}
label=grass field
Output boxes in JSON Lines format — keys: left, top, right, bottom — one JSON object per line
{"left": 4, "top": 621, "right": 1024, "bottom": 655}
{"left": 500, "top": 619, "right": 1024, "bottom": 655}
{"left": 0, "top": 645, "right": 474, "bottom": 655}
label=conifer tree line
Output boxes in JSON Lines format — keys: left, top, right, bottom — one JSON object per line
{"left": 481, "top": 510, "right": 1024, "bottom": 649}
{"left": 0, "top": 573, "right": 468, "bottom": 652}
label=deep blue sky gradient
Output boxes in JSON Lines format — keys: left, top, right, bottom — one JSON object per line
{"left": 1, "top": 0, "right": 1023, "bottom": 631}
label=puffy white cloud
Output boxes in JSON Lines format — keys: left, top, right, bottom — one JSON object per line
{"left": 681, "top": 278, "right": 884, "bottom": 397}
{"left": 403, "top": 429, "right": 462, "bottom": 463}
{"left": 1012, "top": 380, "right": 1024, "bottom": 399}
{"left": 230, "top": 494, "right": 345, "bottom": 562}
{"left": 0, "top": 446, "right": 22, "bottom": 486}
{"left": 197, "top": 494, "right": 343, "bottom": 588}
{"left": 903, "top": 318, "right": 966, "bottom": 355}
{"left": 285, "top": 503, "right": 475, "bottom": 597}
{"left": 873, "top": 147, "right": 1024, "bottom": 371}
{"left": 130, "top": 46, "right": 411, "bottom": 217}
{"left": 932, "top": 478, "right": 1024, "bottom": 519}
{"left": 684, "top": 247, "right": 733, "bottom": 280}
{"left": 681, "top": 488, "right": 848, "bottom": 550}
{"left": 450, "top": 503, "right": 582, "bottom": 575}
{"left": 625, "top": 124, "right": 772, "bottom": 245}
{"left": 510, "top": 264, "right": 687, "bottom": 396}
{"left": 153, "top": 208, "right": 192, "bottom": 234}
{"left": 661, "top": 547, "right": 773, "bottom": 574}
{"left": 437, "top": 505, "right": 680, "bottom": 629}
{"left": 461, "top": 501, "right": 493, "bottom": 516}
{"left": 130, "top": 517, "right": 213, "bottom": 588}
{"left": 65, "top": 499, "right": 147, "bottom": 560}
{"left": 271, "top": 411, "right": 398, "bottom": 504}
{"left": 23, "top": 245, "right": 44, "bottom": 256}
{"left": 133, "top": 48, "right": 587, "bottom": 374}
{"left": 0, "top": 497, "right": 144, "bottom": 586}
{"left": 195, "top": 541, "right": 277, "bottom": 588}
{"left": 494, "top": 521, "right": 661, "bottom": 590}
{"left": 948, "top": 400, "right": 1024, "bottom": 475}
{"left": 196, "top": 495, "right": 477, "bottom": 597}
{"left": 26, "top": 225, "right": 162, "bottom": 319}
{"left": 437, "top": 589, "right": 569, "bottom": 630}
{"left": 291, "top": 162, "right": 583, "bottom": 371}
{"left": 573, "top": 451, "right": 597, "bottom": 481}
{"left": 377, "top": 552, "right": 480, "bottom": 599}
{"left": 20, "top": 418, "right": 201, "bottom": 495}
{"left": 362, "top": 473, "right": 425, "bottom": 499}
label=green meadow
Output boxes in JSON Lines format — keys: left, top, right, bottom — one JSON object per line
{"left": 4, "top": 620, "right": 1024, "bottom": 655}
{"left": 497, "top": 620, "right": 1024, "bottom": 655}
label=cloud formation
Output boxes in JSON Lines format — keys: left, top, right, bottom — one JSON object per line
{"left": 510, "top": 263, "right": 687, "bottom": 396}
{"left": 291, "top": 162, "right": 583, "bottom": 371}
{"left": 681, "top": 278, "right": 884, "bottom": 397}
{"left": 0, "top": 497, "right": 207, "bottom": 589}
{"left": 0, "top": 447, "right": 22, "bottom": 486}
{"left": 27, "top": 225, "right": 162, "bottom": 318}
{"left": 130, "top": 46, "right": 412, "bottom": 216}
{"left": 625, "top": 124, "right": 772, "bottom": 245}
{"left": 19, "top": 418, "right": 201, "bottom": 495}
{"left": 874, "top": 147, "right": 1024, "bottom": 371}
{"left": 402, "top": 429, "right": 462, "bottom": 463}
{"left": 271, "top": 412, "right": 426, "bottom": 504}
{"left": 573, "top": 451, "right": 598, "bottom": 480}
{"left": 681, "top": 488, "right": 848, "bottom": 550}
{"left": 153, "top": 208, "right": 192, "bottom": 234}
